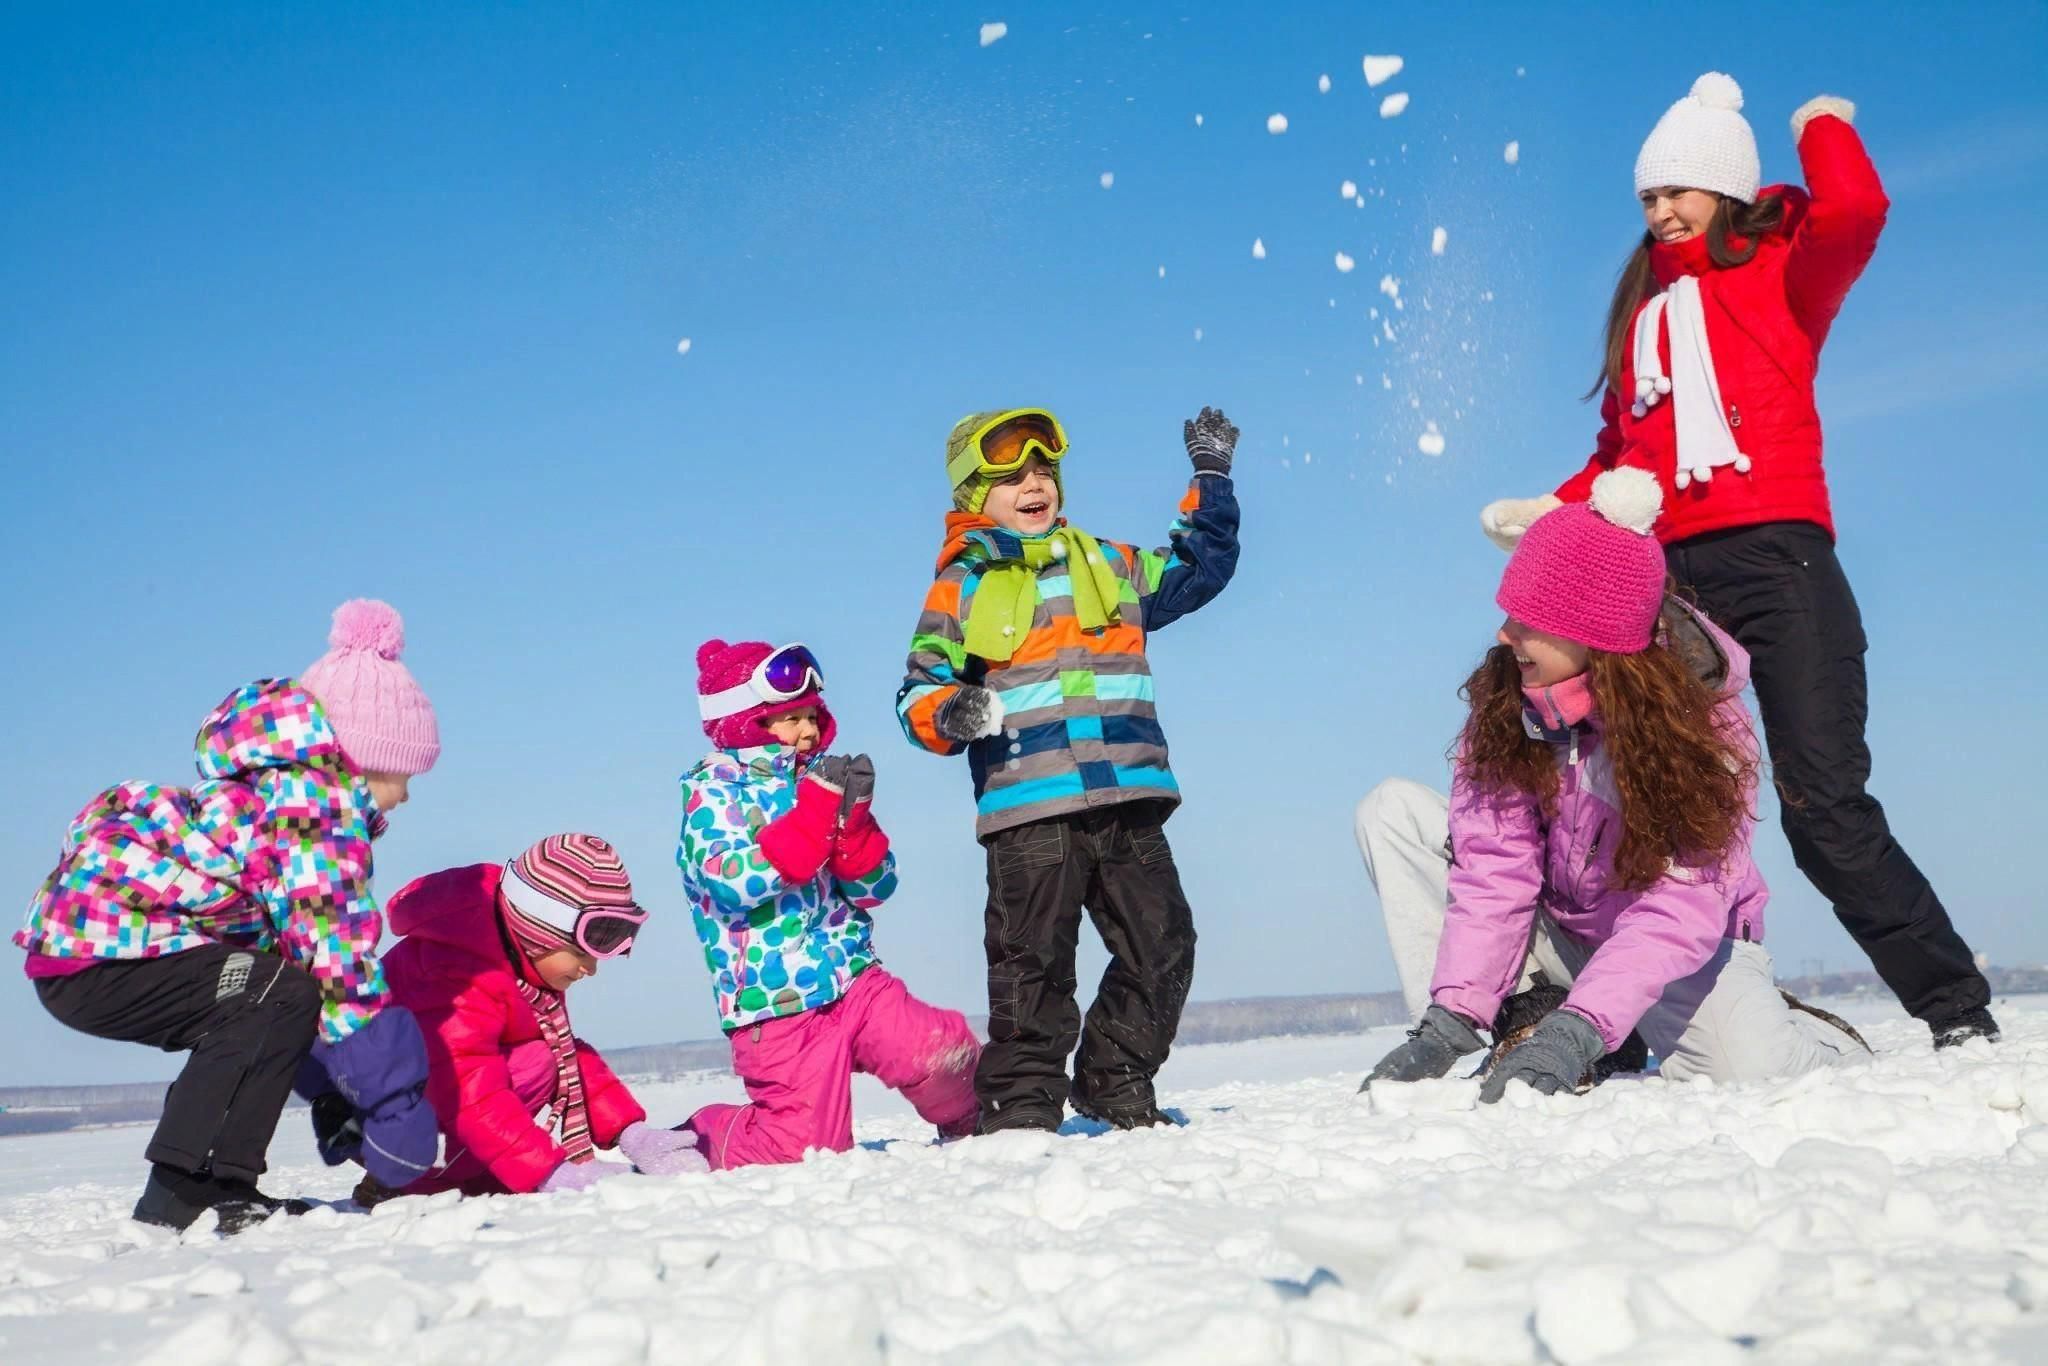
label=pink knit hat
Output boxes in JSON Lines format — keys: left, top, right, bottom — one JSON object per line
{"left": 1497, "top": 468, "right": 1668, "bottom": 653}
{"left": 696, "top": 638, "right": 838, "bottom": 752}
{"left": 499, "top": 833, "right": 643, "bottom": 958}
{"left": 302, "top": 599, "right": 440, "bottom": 776}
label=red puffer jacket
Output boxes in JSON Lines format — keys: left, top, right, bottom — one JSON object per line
{"left": 1556, "top": 113, "right": 1887, "bottom": 543}
{"left": 381, "top": 863, "right": 645, "bottom": 1195}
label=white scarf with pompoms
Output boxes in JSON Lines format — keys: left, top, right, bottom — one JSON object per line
{"left": 1630, "top": 275, "right": 1751, "bottom": 490}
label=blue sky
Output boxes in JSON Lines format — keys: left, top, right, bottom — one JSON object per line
{"left": 4, "top": 2, "right": 2045, "bottom": 1085}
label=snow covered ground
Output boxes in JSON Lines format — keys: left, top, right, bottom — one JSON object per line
{"left": 5, "top": 996, "right": 2048, "bottom": 1364}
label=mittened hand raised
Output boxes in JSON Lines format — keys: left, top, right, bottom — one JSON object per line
{"left": 839, "top": 754, "right": 876, "bottom": 813}
{"left": 804, "top": 753, "right": 854, "bottom": 793}
{"left": 1183, "top": 406, "right": 1239, "bottom": 477}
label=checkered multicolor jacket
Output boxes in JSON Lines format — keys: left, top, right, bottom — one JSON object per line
{"left": 16, "top": 679, "right": 392, "bottom": 1042}
{"left": 896, "top": 474, "right": 1239, "bottom": 837}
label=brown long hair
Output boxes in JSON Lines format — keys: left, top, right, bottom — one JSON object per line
{"left": 1456, "top": 623, "right": 1756, "bottom": 891}
{"left": 1588, "top": 192, "right": 1786, "bottom": 398}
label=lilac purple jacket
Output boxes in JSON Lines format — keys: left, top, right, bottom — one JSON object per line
{"left": 1430, "top": 607, "right": 1768, "bottom": 1052}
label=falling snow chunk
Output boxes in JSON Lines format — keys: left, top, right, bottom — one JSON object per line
{"left": 979, "top": 21, "right": 1008, "bottom": 47}
{"left": 1266, "top": 113, "right": 1288, "bottom": 134}
{"left": 1317, "top": 74, "right": 1331, "bottom": 94}
{"left": 1504, "top": 140, "right": 1521, "bottom": 165}
{"left": 1418, "top": 422, "right": 1446, "bottom": 456}
{"left": 1099, "top": 171, "right": 1114, "bottom": 189}
{"left": 675, "top": 338, "right": 692, "bottom": 356}
{"left": 1334, "top": 252, "right": 1355, "bottom": 273}
{"left": 1378, "top": 274, "right": 1401, "bottom": 302}
{"left": 1251, "top": 238, "right": 1266, "bottom": 260}
{"left": 1362, "top": 54, "right": 1404, "bottom": 87}
{"left": 1340, "top": 179, "right": 1357, "bottom": 199}
{"left": 1193, "top": 113, "right": 1204, "bottom": 126}
{"left": 1431, "top": 226, "right": 1447, "bottom": 256}
{"left": 1157, "top": 265, "right": 1166, "bottom": 279}
{"left": 1193, "top": 327, "right": 1203, "bottom": 341}
{"left": 1379, "top": 92, "right": 1410, "bottom": 119}
{"left": 1354, "top": 194, "right": 1366, "bottom": 207}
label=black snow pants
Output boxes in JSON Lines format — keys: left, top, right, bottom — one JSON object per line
{"left": 1666, "top": 520, "right": 1991, "bottom": 1025}
{"left": 36, "top": 945, "right": 324, "bottom": 1181}
{"left": 974, "top": 800, "right": 1197, "bottom": 1128}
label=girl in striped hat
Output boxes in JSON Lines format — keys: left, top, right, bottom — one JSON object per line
{"left": 370, "top": 833, "right": 706, "bottom": 1198}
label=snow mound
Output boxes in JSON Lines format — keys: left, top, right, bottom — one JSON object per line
{"left": 978, "top": 22, "right": 1007, "bottom": 48}
{"left": 1379, "top": 92, "right": 1409, "bottom": 119}
{"left": 5, "top": 1005, "right": 2048, "bottom": 1362}
{"left": 1362, "top": 54, "right": 1404, "bottom": 87}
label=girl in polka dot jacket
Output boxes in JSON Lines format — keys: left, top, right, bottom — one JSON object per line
{"left": 674, "top": 638, "right": 980, "bottom": 1170}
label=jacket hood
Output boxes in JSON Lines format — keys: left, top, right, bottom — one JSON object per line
{"left": 194, "top": 678, "right": 350, "bottom": 783}
{"left": 388, "top": 862, "right": 504, "bottom": 947}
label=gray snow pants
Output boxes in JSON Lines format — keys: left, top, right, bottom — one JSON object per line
{"left": 1355, "top": 778, "right": 1863, "bottom": 1084}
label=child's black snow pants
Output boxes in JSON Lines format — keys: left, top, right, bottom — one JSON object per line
{"left": 1666, "top": 520, "right": 1992, "bottom": 1027}
{"left": 36, "top": 945, "right": 324, "bottom": 1181}
{"left": 973, "top": 800, "right": 1196, "bottom": 1130}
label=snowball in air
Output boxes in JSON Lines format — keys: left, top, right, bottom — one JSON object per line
{"left": 676, "top": 338, "right": 692, "bottom": 356}
{"left": 1266, "top": 113, "right": 1288, "bottom": 134}
{"left": 1340, "top": 179, "right": 1357, "bottom": 198}
{"left": 1379, "top": 92, "right": 1409, "bottom": 119}
{"left": 1504, "top": 140, "right": 1520, "bottom": 165}
{"left": 1431, "top": 226, "right": 1447, "bottom": 256}
{"left": 1362, "top": 55, "right": 1403, "bottom": 87}
{"left": 1334, "top": 252, "right": 1355, "bottom": 273}
{"left": 1418, "top": 423, "right": 1446, "bottom": 457}
{"left": 1099, "top": 171, "right": 1114, "bottom": 189}
{"left": 1194, "top": 113, "right": 1204, "bottom": 126}
{"left": 979, "top": 22, "right": 1007, "bottom": 47}
{"left": 1318, "top": 74, "right": 1331, "bottom": 94}
{"left": 1251, "top": 237, "right": 1267, "bottom": 260}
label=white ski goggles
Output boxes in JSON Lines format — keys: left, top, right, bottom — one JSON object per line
{"left": 698, "top": 643, "right": 825, "bottom": 722}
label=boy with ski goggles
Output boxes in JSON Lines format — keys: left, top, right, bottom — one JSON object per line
{"left": 897, "top": 404, "right": 1243, "bottom": 1133}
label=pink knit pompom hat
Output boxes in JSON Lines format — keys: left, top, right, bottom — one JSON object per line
{"left": 1497, "top": 468, "right": 1668, "bottom": 654}
{"left": 696, "top": 638, "right": 837, "bottom": 752}
{"left": 302, "top": 599, "right": 441, "bottom": 775}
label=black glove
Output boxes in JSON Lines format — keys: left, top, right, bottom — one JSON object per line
{"left": 840, "top": 754, "right": 876, "bottom": 815}
{"left": 934, "top": 686, "right": 1003, "bottom": 743}
{"left": 1360, "top": 1004, "right": 1484, "bottom": 1091}
{"left": 1477, "top": 1009, "right": 1606, "bottom": 1103}
{"left": 1183, "top": 406, "right": 1239, "bottom": 477}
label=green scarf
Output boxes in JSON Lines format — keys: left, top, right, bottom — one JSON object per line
{"left": 962, "top": 526, "right": 1123, "bottom": 664}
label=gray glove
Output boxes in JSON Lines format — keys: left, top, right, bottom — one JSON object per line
{"left": 839, "top": 754, "right": 875, "bottom": 815}
{"left": 804, "top": 753, "right": 854, "bottom": 792}
{"left": 1360, "top": 1004, "right": 1484, "bottom": 1091}
{"left": 934, "top": 685, "right": 1004, "bottom": 743}
{"left": 1477, "top": 1009, "right": 1605, "bottom": 1103}
{"left": 1183, "top": 406, "right": 1239, "bottom": 477}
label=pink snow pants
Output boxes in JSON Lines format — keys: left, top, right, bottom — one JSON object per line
{"left": 686, "top": 967, "right": 980, "bottom": 1170}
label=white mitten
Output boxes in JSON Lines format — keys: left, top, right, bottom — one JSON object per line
{"left": 1479, "top": 494, "right": 1563, "bottom": 552}
{"left": 1791, "top": 95, "right": 1856, "bottom": 142}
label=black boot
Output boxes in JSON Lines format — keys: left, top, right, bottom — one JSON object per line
{"left": 1068, "top": 1079, "right": 1176, "bottom": 1131}
{"left": 977, "top": 1104, "right": 1062, "bottom": 1136}
{"left": 1931, "top": 1006, "right": 2000, "bottom": 1049}
{"left": 134, "top": 1163, "right": 310, "bottom": 1234}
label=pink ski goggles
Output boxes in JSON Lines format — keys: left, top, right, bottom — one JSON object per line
{"left": 499, "top": 862, "right": 650, "bottom": 959}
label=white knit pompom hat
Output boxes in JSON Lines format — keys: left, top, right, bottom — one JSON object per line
{"left": 1634, "top": 72, "right": 1760, "bottom": 204}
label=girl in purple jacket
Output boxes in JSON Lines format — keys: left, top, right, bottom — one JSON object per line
{"left": 1356, "top": 469, "right": 1865, "bottom": 1099}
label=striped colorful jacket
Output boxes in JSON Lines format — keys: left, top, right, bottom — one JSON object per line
{"left": 897, "top": 474, "right": 1239, "bottom": 837}
{"left": 15, "top": 679, "right": 392, "bottom": 1042}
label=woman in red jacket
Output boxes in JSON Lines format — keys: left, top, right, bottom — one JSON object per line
{"left": 378, "top": 833, "right": 706, "bottom": 1198}
{"left": 1478, "top": 74, "right": 1995, "bottom": 1047}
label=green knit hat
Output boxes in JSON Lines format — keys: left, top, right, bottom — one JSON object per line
{"left": 945, "top": 408, "right": 1067, "bottom": 514}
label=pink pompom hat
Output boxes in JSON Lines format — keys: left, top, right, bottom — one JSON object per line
{"left": 302, "top": 599, "right": 440, "bottom": 775}
{"left": 696, "top": 638, "right": 838, "bottom": 752}
{"left": 1497, "top": 468, "right": 1669, "bottom": 654}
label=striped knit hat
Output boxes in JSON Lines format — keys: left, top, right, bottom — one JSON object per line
{"left": 499, "top": 834, "right": 638, "bottom": 955}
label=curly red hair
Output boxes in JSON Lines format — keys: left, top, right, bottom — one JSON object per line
{"left": 1456, "top": 616, "right": 1756, "bottom": 891}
